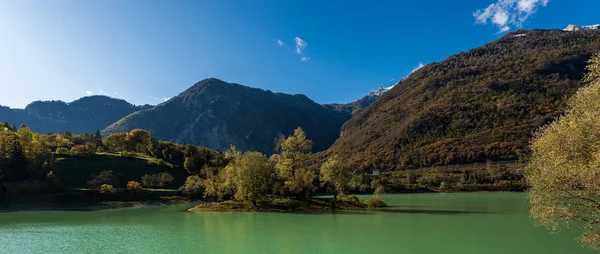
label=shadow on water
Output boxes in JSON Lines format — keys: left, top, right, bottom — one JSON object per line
{"left": 289, "top": 208, "right": 489, "bottom": 216}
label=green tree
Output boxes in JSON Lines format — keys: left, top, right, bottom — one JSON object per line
{"left": 319, "top": 156, "right": 353, "bottom": 200}
{"left": 274, "top": 127, "right": 315, "bottom": 198}
{"left": 234, "top": 152, "right": 275, "bottom": 205}
{"left": 180, "top": 176, "right": 205, "bottom": 198}
{"left": 526, "top": 53, "right": 600, "bottom": 250}
{"left": 94, "top": 130, "right": 103, "bottom": 147}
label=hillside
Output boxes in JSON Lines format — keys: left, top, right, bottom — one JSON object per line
{"left": 56, "top": 153, "right": 186, "bottom": 189}
{"left": 0, "top": 96, "right": 150, "bottom": 134}
{"left": 103, "top": 78, "right": 351, "bottom": 153}
{"left": 327, "top": 29, "right": 600, "bottom": 170}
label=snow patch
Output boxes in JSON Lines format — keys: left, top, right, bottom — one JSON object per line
{"left": 564, "top": 24, "right": 600, "bottom": 31}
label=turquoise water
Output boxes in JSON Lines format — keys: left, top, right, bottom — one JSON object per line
{"left": 0, "top": 193, "right": 593, "bottom": 253}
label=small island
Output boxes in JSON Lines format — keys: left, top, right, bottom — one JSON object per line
{"left": 188, "top": 198, "right": 367, "bottom": 213}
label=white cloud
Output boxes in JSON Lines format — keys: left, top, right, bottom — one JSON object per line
{"left": 474, "top": 0, "right": 549, "bottom": 33}
{"left": 389, "top": 77, "right": 396, "bottom": 82}
{"left": 410, "top": 63, "right": 425, "bottom": 74}
{"left": 163, "top": 97, "right": 171, "bottom": 102}
{"left": 86, "top": 91, "right": 93, "bottom": 96}
{"left": 300, "top": 57, "right": 310, "bottom": 62}
{"left": 99, "top": 89, "right": 105, "bottom": 95}
{"left": 295, "top": 37, "right": 307, "bottom": 54}
{"left": 275, "top": 39, "right": 284, "bottom": 46}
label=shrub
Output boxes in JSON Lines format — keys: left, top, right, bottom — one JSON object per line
{"left": 100, "top": 184, "right": 116, "bottom": 194}
{"left": 70, "top": 145, "right": 96, "bottom": 157}
{"left": 88, "top": 170, "right": 117, "bottom": 190}
{"left": 126, "top": 181, "right": 143, "bottom": 193}
{"left": 346, "top": 194, "right": 360, "bottom": 203}
{"left": 365, "top": 197, "right": 387, "bottom": 208}
{"left": 96, "top": 146, "right": 105, "bottom": 153}
{"left": 55, "top": 147, "right": 69, "bottom": 155}
{"left": 180, "top": 176, "right": 205, "bottom": 198}
{"left": 141, "top": 172, "right": 174, "bottom": 188}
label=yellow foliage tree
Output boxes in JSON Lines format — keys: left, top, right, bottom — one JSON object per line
{"left": 526, "top": 53, "right": 600, "bottom": 249}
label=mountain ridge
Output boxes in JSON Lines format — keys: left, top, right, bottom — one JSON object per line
{"left": 103, "top": 78, "right": 351, "bottom": 153}
{"left": 0, "top": 95, "right": 151, "bottom": 134}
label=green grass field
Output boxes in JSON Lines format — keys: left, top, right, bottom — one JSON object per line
{"left": 55, "top": 153, "right": 188, "bottom": 189}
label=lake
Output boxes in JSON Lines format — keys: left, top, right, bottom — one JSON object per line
{"left": 0, "top": 193, "right": 593, "bottom": 254}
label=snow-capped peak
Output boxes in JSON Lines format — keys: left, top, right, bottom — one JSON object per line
{"left": 564, "top": 24, "right": 600, "bottom": 31}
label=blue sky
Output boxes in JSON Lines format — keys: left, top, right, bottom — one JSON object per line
{"left": 0, "top": 0, "right": 598, "bottom": 108}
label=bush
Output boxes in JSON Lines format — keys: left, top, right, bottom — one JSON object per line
{"left": 180, "top": 176, "right": 205, "bottom": 198}
{"left": 55, "top": 147, "right": 69, "bottom": 155}
{"left": 346, "top": 194, "right": 360, "bottom": 203}
{"left": 70, "top": 145, "right": 96, "bottom": 157}
{"left": 96, "top": 146, "right": 105, "bottom": 153}
{"left": 126, "top": 181, "right": 143, "bottom": 193}
{"left": 141, "top": 172, "right": 174, "bottom": 188}
{"left": 100, "top": 184, "right": 116, "bottom": 194}
{"left": 88, "top": 170, "right": 117, "bottom": 190}
{"left": 365, "top": 197, "right": 387, "bottom": 208}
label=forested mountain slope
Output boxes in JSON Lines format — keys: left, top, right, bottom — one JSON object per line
{"left": 327, "top": 29, "right": 600, "bottom": 170}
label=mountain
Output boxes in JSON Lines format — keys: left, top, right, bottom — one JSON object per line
{"left": 0, "top": 96, "right": 151, "bottom": 134}
{"left": 103, "top": 78, "right": 351, "bottom": 153}
{"left": 326, "top": 29, "right": 600, "bottom": 170}
{"left": 325, "top": 85, "right": 395, "bottom": 116}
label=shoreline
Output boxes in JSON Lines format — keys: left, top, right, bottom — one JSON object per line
{"left": 0, "top": 199, "right": 201, "bottom": 213}
{"left": 0, "top": 191, "right": 526, "bottom": 213}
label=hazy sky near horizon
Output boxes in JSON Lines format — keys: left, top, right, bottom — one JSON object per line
{"left": 0, "top": 0, "right": 599, "bottom": 108}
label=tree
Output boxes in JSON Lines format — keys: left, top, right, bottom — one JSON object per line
{"left": 94, "top": 130, "right": 103, "bottom": 147}
{"left": 320, "top": 156, "right": 353, "bottom": 200}
{"left": 180, "top": 176, "right": 204, "bottom": 198}
{"left": 141, "top": 172, "right": 174, "bottom": 188}
{"left": 526, "top": 53, "right": 600, "bottom": 250}
{"left": 274, "top": 127, "right": 315, "bottom": 198}
{"left": 203, "top": 146, "right": 239, "bottom": 200}
{"left": 104, "top": 132, "right": 127, "bottom": 152}
{"left": 88, "top": 170, "right": 117, "bottom": 190}
{"left": 0, "top": 132, "right": 28, "bottom": 182}
{"left": 126, "top": 181, "right": 143, "bottom": 194}
{"left": 234, "top": 152, "right": 275, "bottom": 205}
{"left": 126, "top": 129, "right": 153, "bottom": 154}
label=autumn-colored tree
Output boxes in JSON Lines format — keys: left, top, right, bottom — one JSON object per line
{"left": 320, "top": 155, "right": 353, "bottom": 200}
{"left": 234, "top": 152, "right": 275, "bottom": 205}
{"left": 104, "top": 132, "right": 127, "bottom": 152}
{"left": 126, "top": 181, "right": 143, "bottom": 193}
{"left": 526, "top": 53, "right": 600, "bottom": 250}
{"left": 126, "top": 129, "right": 153, "bottom": 154}
{"left": 274, "top": 127, "right": 315, "bottom": 198}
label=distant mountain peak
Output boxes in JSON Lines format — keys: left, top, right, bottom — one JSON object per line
{"left": 564, "top": 24, "right": 600, "bottom": 31}
{"left": 357, "top": 86, "right": 389, "bottom": 102}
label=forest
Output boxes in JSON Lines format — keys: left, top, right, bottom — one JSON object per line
{"left": 0, "top": 118, "right": 526, "bottom": 211}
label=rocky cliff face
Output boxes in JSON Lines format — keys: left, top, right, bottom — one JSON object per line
{"left": 103, "top": 78, "right": 351, "bottom": 153}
